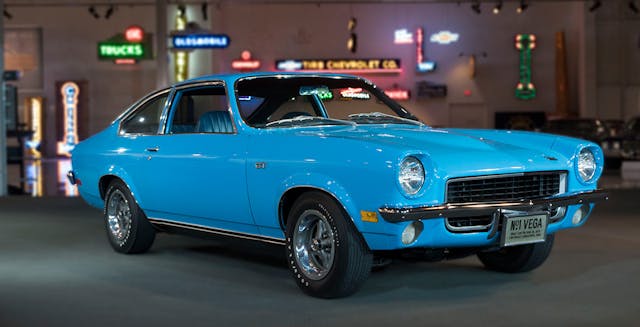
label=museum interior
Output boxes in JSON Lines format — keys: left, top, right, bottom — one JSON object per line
{"left": 0, "top": 0, "right": 639, "bottom": 325}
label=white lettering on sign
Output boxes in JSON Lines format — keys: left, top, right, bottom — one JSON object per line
{"left": 57, "top": 82, "right": 80, "bottom": 157}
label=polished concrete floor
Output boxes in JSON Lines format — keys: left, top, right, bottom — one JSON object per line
{"left": 0, "top": 189, "right": 639, "bottom": 326}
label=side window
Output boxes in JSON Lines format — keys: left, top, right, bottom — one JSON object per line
{"left": 169, "top": 85, "right": 233, "bottom": 134}
{"left": 120, "top": 94, "right": 168, "bottom": 135}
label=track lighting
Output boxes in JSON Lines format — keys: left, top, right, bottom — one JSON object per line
{"left": 202, "top": 2, "right": 208, "bottom": 20}
{"left": 589, "top": 1, "right": 601, "bottom": 12}
{"left": 88, "top": 6, "right": 100, "bottom": 19}
{"left": 630, "top": 1, "right": 639, "bottom": 14}
{"left": 105, "top": 5, "right": 115, "bottom": 19}
{"left": 493, "top": 1, "right": 503, "bottom": 14}
{"left": 517, "top": 0, "right": 529, "bottom": 14}
{"left": 471, "top": 1, "right": 481, "bottom": 14}
{"left": 3, "top": 8, "right": 12, "bottom": 19}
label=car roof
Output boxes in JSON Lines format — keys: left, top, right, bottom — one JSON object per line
{"left": 174, "top": 72, "right": 365, "bottom": 87}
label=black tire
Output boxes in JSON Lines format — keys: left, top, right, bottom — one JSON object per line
{"left": 285, "top": 191, "right": 373, "bottom": 298}
{"left": 477, "top": 234, "right": 555, "bottom": 273}
{"left": 103, "top": 179, "right": 155, "bottom": 254}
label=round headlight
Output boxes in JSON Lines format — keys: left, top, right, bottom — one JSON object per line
{"left": 399, "top": 156, "right": 425, "bottom": 195}
{"left": 577, "top": 148, "right": 596, "bottom": 182}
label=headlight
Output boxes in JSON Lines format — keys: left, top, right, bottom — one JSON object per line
{"left": 577, "top": 148, "right": 596, "bottom": 182}
{"left": 399, "top": 156, "right": 425, "bottom": 195}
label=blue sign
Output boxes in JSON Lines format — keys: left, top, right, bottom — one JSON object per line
{"left": 172, "top": 34, "right": 230, "bottom": 49}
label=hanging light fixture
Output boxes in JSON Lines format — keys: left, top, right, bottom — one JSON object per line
{"left": 630, "top": 1, "right": 639, "bottom": 14}
{"left": 589, "top": 1, "right": 602, "bottom": 12}
{"left": 471, "top": 0, "right": 481, "bottom": 14}
{"left": 105, "top": 5, "right": 115, "bottom": 19}
{"left": 517, "top": 0, "right": 529, "bottom": 14}
{"left": 493, "top": 1, "right": 503, "bottom": 15}
{"left": 88, "top": 5, "right": 100, "bottom": 19}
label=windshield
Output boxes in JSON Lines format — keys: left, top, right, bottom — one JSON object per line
{"left": 235, "top": 76, "right": 421, "bottom": 128}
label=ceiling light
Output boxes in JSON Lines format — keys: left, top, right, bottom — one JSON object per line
{"left": 589, "top": 1, "right": 601, "bottom": 12}
{"left": 517, "top": 1, "right": 529, "bottom": 14}
{"left": 105, "top": 5, "right": 115, "bottom": 19}
{"left": 88, "top": 6, "right": 100, "bottom": 19}
{"left": 471, "top": 1, "right": 481, "bottom": 14}
{"left": 493, "top": 1, "right": 503, "bottom": 14}
{"left": 3, "top": 9, "right": 12, "bottom": 19}
{"left": 630, "top": 1, "right": 639, "bottom": 14}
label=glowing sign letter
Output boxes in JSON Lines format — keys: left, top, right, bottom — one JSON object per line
{"left": 416, "top": 27, "right": 436, "bottom": 73}
{"left": 515, "top": 34, "right": 536, "bottom": 100}
{"left": 57, "top": 82, "right": 80, "bottom": 157}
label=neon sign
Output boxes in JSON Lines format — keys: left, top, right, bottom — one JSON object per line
{"left": 231, "top": 51, "right": 261, "bottom": 71}
{"left": 98, "top": 26, "right": 152, "bottom": 62}
{"left": 340, "top": 88, "right": 370, "bottom": 99}
{"left": 172, "top": 34, "right": 230, "bottom": 49}
{"left": 394, "top": 29, "right": 414, "bottom": 44}
{"left": 98, "top": 43, "right": 144, "bottom": 59}
{"left": 384, "top": 88, "right": 411, "bottom": 101}
{"left": 125, "top": 25, "right": 144, "bottom": 42}
{"left": 57, "top": 82, "right": 80, "bottom": 157}
{"left": 515, "top": 34, "right": 536, "bottom": 100}
{"left": 416, "top": 27, "right": 436, "bottom": 73}
{"left": 25, "top": 97, "right": 44, "bottom": 197}
{"left": 275, "top": 59, "right": 401, "bottom": 74}
{"left": 430, "top": 31, "right": 459, "bottom": 45}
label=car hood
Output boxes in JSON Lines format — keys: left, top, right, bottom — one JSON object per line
{"left": 297, "top": 125, "right": 568, "bottom": 177}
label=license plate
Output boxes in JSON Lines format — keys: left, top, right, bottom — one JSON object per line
{"left": 501, "top": 213, "right": 548, "bottom": 247}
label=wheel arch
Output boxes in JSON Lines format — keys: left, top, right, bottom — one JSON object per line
{"left": 278, "top": 185, "right": 362, "bottom": 234}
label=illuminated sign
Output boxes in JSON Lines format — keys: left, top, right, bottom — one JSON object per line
{"left": 231, "top": 51, "right": 261, "bottom": 71}
{"left": 394, "top": 29, "right": 414, "bottom": 44}
{"left": 172, "top": 34, "right": 230, "bottom": 49}
{"left": 98, "top": 43, "right": 144, "bottom": 59}
{"left": 25, "top": 97, "right": 44, "bottom": 197}
{"left": 416, "top": 81, "right": 447, "bottom": 98}
{"left": 430, "top": 31, "right": 459, "bottom": 45}
{"left": 340, "top": 88, "right": 370, "bottom": 99}
{"left": 275, "top": 59, "right": 401, "bottom": 74}
{"left": 416, "top": 27, "right": 436, "bottom": 73}
{"left": 515, "top": 34, "right": 536, "bottom": 100}
{"left": 57, "top": 82, "right": 79, "bottom": 157}
{"left": 384, "top": 89, "right": 411, "bottom": 101}
{"left": 98, "top": 26, "right": 152, "bottom": 62}
{"left": 125, "top": 25, "right": 144, "bottom": 42}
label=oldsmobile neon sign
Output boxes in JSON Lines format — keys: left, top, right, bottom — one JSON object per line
{"left": 276, "top": 58, "right": 401, "bottom": 74}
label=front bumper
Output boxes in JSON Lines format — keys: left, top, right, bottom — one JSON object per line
{"left": 378, "top": 189, "right": 608, "bottom": 223}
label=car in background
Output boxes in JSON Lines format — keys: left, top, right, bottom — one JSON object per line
{"left": 541, "top": 118, "right": 622, "bottom": 169}
{"left": 622, "top": 117, "right": 640, "bottom": 160}
{"left": 70, "top": 73, "right": 607, "bottom": 298}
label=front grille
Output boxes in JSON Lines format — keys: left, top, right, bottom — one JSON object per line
{"left": 446, "top": 171, "right": 564, "bottom": 204}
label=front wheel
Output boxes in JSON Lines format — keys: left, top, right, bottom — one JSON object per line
{"left": 104, "top": 180, "right": 156, "bottom": 254}
{"left": 285, "top": 192, "right": 372, "bottom": 298}
{"left": 477, "top": 234, "right": 555, "bottom": 273}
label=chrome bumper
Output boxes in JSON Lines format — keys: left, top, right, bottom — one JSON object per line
{"left": 378, "top": 189, "right": 608, "bottom": 223}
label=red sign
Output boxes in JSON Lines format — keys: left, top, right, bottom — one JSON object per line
{"left": 231, "top": 51, "right": 261, "bottom": 71}
{"left": 384, "top": 89, "right": 411, "bottom": 101}
{"left": 125, "top": 25, "right": 144, "bottom": 43}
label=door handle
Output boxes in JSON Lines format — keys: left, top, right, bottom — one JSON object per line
{"left": 145, "top": 147, "right": 160, "bottom": 152}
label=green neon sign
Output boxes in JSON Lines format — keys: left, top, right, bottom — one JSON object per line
{"left": 98, "top": 42, "right": 145, "bottom": 60}
{"left": 515, "top": 34, "right": 536, "bottom": 100}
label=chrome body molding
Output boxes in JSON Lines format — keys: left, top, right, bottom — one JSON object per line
{"left": 379, "top": 189, "right": 608, "bottom": 223}
{"left": 148, "top": 218, "right": 286, "bottom": 245}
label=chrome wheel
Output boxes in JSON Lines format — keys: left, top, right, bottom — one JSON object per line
{"left": 292, "top": 209, "right": 336, "bottom": 280}
{"left": 106, "top": 189, "right": 132, "bottom": 246}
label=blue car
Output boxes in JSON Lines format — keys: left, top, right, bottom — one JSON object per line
{"left": 70, "top": 73, "right": 607, "bottom": 298}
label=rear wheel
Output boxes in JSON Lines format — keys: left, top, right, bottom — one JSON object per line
{"left": 104, "top": 180, "right": 155, "bottom": 254}
{"left": 477, "top": 234, "right": 555, "bottom": 273}
{"left": 285, "top": 192, "right": 372, "bottom": 298}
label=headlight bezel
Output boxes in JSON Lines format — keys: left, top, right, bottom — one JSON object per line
{"left": 397, "top": 156, "right": 426, "bottom": 197}
{"left": 575, "top": 146, "right": 601, "bottom": 184}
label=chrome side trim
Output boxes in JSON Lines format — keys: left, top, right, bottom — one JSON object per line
{"left": 379, "top": 189, "right": 608, "bottom": 223}
{"left": 148, "top": 218, "right": 286, "bottom": 246}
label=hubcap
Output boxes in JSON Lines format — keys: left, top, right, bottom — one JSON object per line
{"left": 292, "top": 209, "right": 336, "bottom": 280}
{"left": 106, "top": 189, "right": 132, "bottom": 246}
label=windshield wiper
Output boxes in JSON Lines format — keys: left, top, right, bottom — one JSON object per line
{"left": 265, "top": 115, "right": 354, "bottom": 128}
{"left": 348, "top": 112, "right": 424, "bottom": 126}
